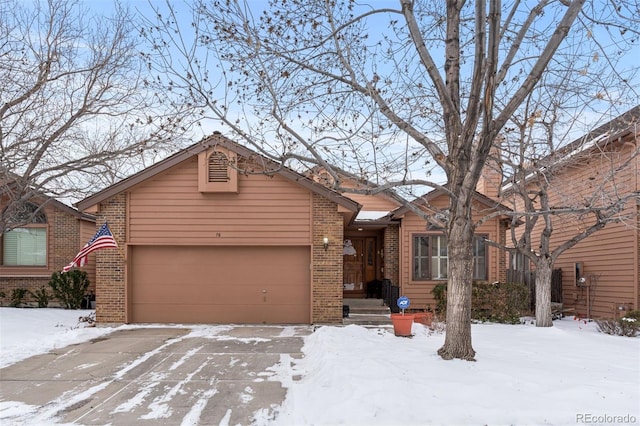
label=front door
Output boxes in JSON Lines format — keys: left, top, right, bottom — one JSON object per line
{"left": 343, "top": 237, "right": 377, "bottom": 298}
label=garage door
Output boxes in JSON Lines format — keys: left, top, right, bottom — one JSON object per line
{"left": 129, "top": 246, "right": 310, "bottom": 324}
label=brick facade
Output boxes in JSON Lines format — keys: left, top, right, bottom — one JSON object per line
{"left": 311, "top": 193, "right": 344, "bottom": 323}
{"left": 498, "top": 219, "right": 508, "bottom": 283}
{"left": 94, "top": 194, "right": 127, "bottom": 323}
{"left": 383, "top": 224, "right": 400, "bottom": 286}
{"left": 0, "top": 204, "right": 94, "bottom": 307}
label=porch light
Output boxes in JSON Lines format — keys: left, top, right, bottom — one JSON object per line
{"left": 323, "top": 237, "right": 329, "bottom": 251}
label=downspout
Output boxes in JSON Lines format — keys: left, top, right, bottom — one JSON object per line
{"left": 634, "top": 130, "right": 639, "bottom": 311}
{"left": 398, "top": 220, "right": 404, "bottom": 294}
{"left": 495, "top": 214, "right": 500, "bottom": 282}
{"left": 124, "top": 191, "right": 131, "bottom": 324}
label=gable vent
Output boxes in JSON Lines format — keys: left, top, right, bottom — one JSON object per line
{"left": 208, "top": 152, "right": 229, "bottom": 183}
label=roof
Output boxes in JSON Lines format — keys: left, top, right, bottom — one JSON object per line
{"left": 306, "top": 164, "right": 410, "bottom": 208}
{"left": 502, "top": 105, "right": 640, "bottom": 193}
{"left": 549, "top": 105, "right": 640, "bottom": 164}
{"left": 76, "top": 133, "right": 361, "bottom": 213}
{"left": 1, "top": 172, "right": 94, "bottom": 222}
{"left": 390, "top": 187, "right": 513, "bottom": 219}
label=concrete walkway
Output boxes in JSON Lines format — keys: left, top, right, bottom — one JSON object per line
{"left": 0, "top": 325, "right": 312, "bottom": 425}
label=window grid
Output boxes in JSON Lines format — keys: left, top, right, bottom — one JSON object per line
{"left": 412, "top": 234, "right": 487, "bottom": 281}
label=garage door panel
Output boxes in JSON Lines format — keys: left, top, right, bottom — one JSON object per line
{"left": 130, "top": 246, "right": 310, "bottom": 324}
{"left": 131, "top": 303, "right": 309, "bottom": 324}
{"left": 133, "top": 285, "right": 308, "bottom": 305}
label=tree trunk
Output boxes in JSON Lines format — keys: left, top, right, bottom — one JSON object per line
{"left": 534, "top": 257, "right": 553, "bottom": 327}
{"left": 438, "top": 210, "right": 476, "bottom": 361}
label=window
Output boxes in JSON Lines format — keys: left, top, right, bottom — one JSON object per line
{"left": 413, "top": 234, "right": 487, "bottom": 281}
{"left": 473, "top": 236, "right": 487, "bottom": 280}
{"left": 413, "top": 235, "right": 447, "bottom": 280}
{"left": 3, "top": 227, "right": 47, "bottom": 266}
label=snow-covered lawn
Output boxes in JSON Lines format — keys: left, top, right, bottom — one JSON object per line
{"left": 1, "top": 307, "right": 638, "bottom": 425}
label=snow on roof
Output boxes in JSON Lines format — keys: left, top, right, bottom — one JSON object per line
{"left": 355, "top": 210, "right": 391, "bottom": 221}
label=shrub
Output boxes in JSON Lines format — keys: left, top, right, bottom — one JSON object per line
{"left": 432, "top": 283, "right": 447, "bottom": 315}
{"left": 29, "top": 286, "right": 51, "bottom": 308}
{"left": 596, "top": 310, "right": 640, "bottom": 337}
{"left": 48, "top": 270, "right": 90, "bottom": 309}
{"left": 431, "top": 281, "right": 530, "bottom": 324}
{"left": 10, "top": 288, "right": 28, "bottom": 307}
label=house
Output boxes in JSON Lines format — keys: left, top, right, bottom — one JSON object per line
{"left": 505, "top": 106, "right": 640, "bottom": 319}
{"left": 76, "top": 133, "right": 360, "bottom": 324}
{"left": 0, "top": 184, "right": 96, "bottom": 305}
{"left": 76, "top": 133, "right": 511, "bottom": 324}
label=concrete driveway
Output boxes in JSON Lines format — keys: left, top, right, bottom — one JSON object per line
{"left": 0, "top": 325, "right": 312, "bottom": 425}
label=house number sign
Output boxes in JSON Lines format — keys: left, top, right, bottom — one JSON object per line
{"left": 397, "top": 296, "right": 410, "bottom": 310}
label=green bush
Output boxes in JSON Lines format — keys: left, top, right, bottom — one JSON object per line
{"left": 10, "top": 288, "right": 28, "bottom": 307}
{"left": 48, "top": 270, "right": 90, "bottom": 309}
{"left": 431, "top": 281, "right": 530, "bottom": 324}
{"left": 432, "top": 283, "right": 448, "bottom": 316}
{"left": 596, "top": 310, "right": 640, "bottom": 337}
{"left": 29, "top": 286, "right": 51, "bottom": 308}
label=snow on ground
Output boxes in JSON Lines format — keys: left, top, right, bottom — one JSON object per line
{"left": 1, "top": 307, "right": 638, "bottom": 425}
{"left": 0, "top": 308, "right": 115, "bottom": 369}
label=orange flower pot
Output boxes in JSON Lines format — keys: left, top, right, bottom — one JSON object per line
{"left": 391, "top": 313, "right": 415, "bottom": 336}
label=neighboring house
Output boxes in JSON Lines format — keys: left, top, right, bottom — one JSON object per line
{"left": 77, "top": 133, "right": 511, "bottom": 324}
{"left": 0, "top": 187, "right": 96, "bottom": 306}
{"left": 505, "top": 106, "right": 640, "bottom": 319}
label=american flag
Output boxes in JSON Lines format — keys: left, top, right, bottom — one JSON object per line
{"left": 62, "top": 223, "right": 118, "bottom": 273}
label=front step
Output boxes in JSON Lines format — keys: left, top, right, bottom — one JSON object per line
{"left": 343, "top": 299, "right": 392, "bottom": 326}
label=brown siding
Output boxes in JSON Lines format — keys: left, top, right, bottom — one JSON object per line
{"left": 636, "top": 202, "right": 640, "bottom": 311}
{"left": 128, "top": 157, "right": 312, "bottom": 245}
{"left": 399, "top": 195, "right": 506, "bottom": 310}
{"left": 78, "top": 219, "right": 96, "bottom": 293}
{"left": 338, "top": 180, "right": 400, "bottom": 212}
{"left": 512, "top": 136, "right": 639, "bottom": 318}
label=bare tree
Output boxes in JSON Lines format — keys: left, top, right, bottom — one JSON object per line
{"left": 499, "top": 104, "right": 640, "bottom": 327}
{"left": 0, "top": 0, "right": 188, "bottom": 234}
{"left": 142, "top": 0, "right": 638, "bottom": 360}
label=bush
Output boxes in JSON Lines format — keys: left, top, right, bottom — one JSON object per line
{"left": 29, "top": 286, "right": 51, "bottom": 308}
{"left": 48, "top": 270, "right": 90, "bottom": 309}
{"left": 432, "top": 283, "right": 447, "bottom": 315}
{"left": 432, "top": 281, "right": 530, "bottom": 324}
{"left": 596, "top": 310, "right": 640, "bottom": 337}
{"left": 10, "top": 288, "right": 28, "bottom": 307}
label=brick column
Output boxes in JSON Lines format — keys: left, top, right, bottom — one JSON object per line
{"left": 384, "top": 224, "right": 400, "bottom": 286}
{"left": 95, "top": 194, "right": 126, "bottom": 323}
{"left": 498, "top": 219, "right": 507, "bottom": 283}
{"left": 312, "top": 194, "right": 343, "bottom": 323}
